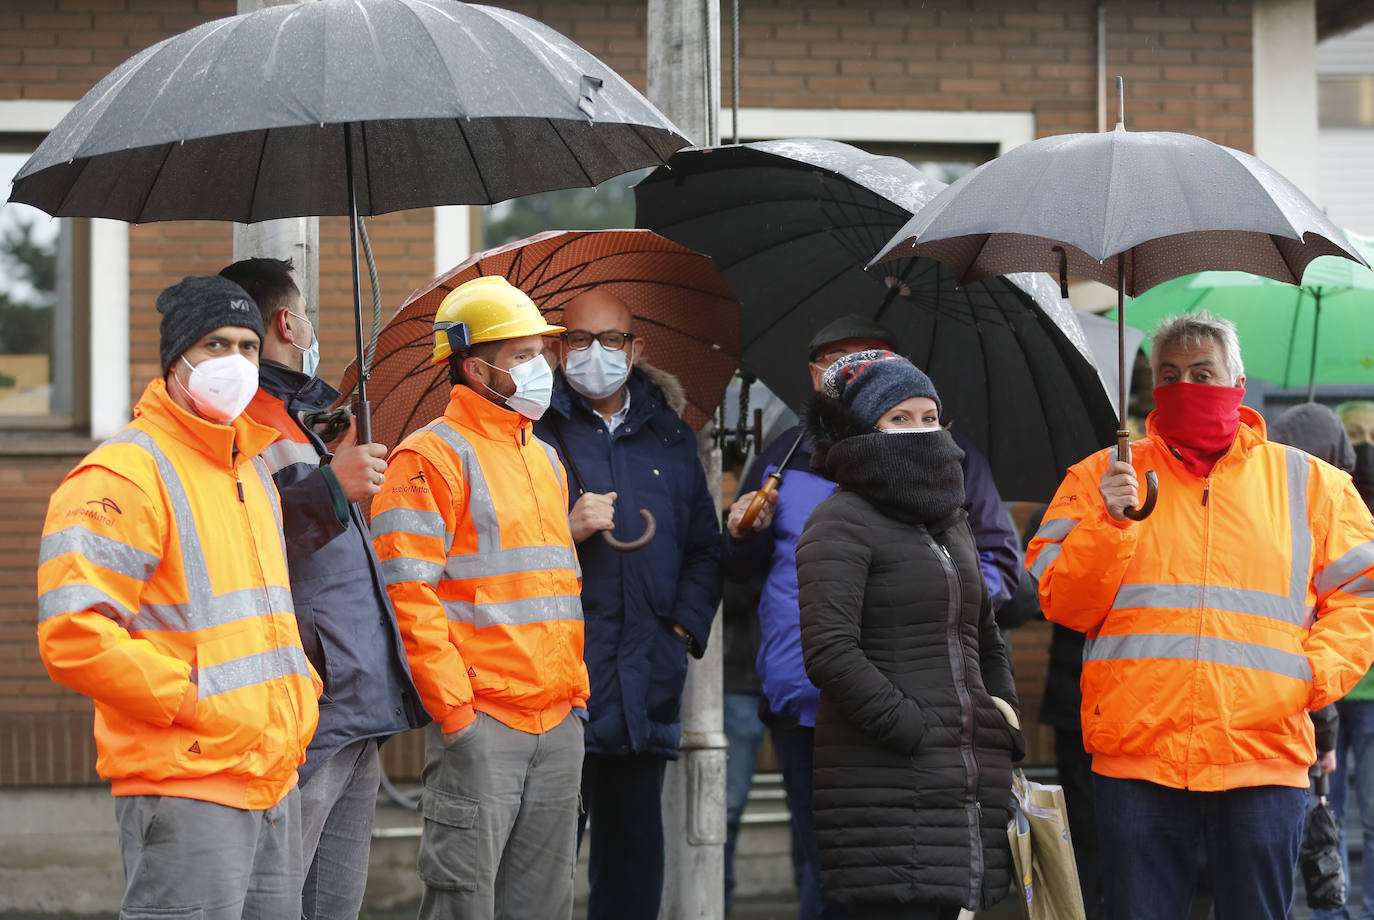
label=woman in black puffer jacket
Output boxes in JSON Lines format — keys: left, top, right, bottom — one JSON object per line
{"left": 795, "top": 350, "right": 1024, "bottom": 920}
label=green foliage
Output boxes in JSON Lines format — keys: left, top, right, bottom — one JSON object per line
{"left": 480, "top": 170, "right": 647, "bottom": 248}
{"left": 0, "top": 216, "right": 56, "bottom": 355}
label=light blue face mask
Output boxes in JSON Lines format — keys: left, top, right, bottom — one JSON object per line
{"left": 563, "top": 341, "right": 630, "bottom": 400}
{"left": 286, "top": 309, "right": 319, "bottom": 377}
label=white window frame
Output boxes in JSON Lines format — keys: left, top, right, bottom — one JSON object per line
{"left": 2, "top": 99, "right": 130, "bottom": 440}
{"left": 724, "top": 106, "right": 1035, "bottom": 153}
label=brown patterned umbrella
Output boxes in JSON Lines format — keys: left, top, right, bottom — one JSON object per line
{"left": 338, "top": 229, "right": 740, "bottom": 450}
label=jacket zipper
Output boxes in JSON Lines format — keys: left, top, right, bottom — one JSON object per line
{"left": 930, "top": 534, "right": 984, "bottom": 903}
{"left": 1184, "top": 474, "right": 1212, "bottom": 789}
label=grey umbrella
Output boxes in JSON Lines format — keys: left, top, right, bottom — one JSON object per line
{"left": 872, "top": 123, "right": 1368, "bottom": 517}
{"left": 8, "top": 0, "right": 688, "bottom": 438}
{"left": 636, "top": 138, "right": 1117, "bottom": 503}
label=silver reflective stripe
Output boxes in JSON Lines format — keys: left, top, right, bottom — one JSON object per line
{"left": 1029, "top": 542, "right": 1062, "bottom": 581}
{"left": 1315, "top": 539, "right": 1374, "bottom": 596}
{"left": 198, "top": 645, "right": 314, "bottom": 699}
{"left": 372, "top": 507, "right": 449, "bottom": 542}
{"left": 1085, "top": 632, "right": 1313, "bottom": 682}
{"left": 442, "top": 593, "right": 584, "bottom": 628}
{"left": 258, "top": 439, "right": 318, "bottom": 475}
{"left": 430, "top": 422, "right": 501, "bottom": 553}
{"left": 445, "top": 544, "right": 579, "bottom": 580}
{"left": 1111, "top": 582, "right": 1303, "bottom": 625}
{"left": 1034, "top": 517, "right": 1077, "bottom": 543}
{"left": 535, "top": 437, "right": 566, "bottom": 491}
{"left": 130, "top": 585, "right": 295, "bottom": 633}
{"left": 101, "top": 429, "right": 287, "bottom": 633}
{"left": 37, "top": 583, "right": 135, "bottom": 625}
{"left": 40, "top": 526, "right": 160, "bottom": 582}
{"left": 251, "top": 456, "right": 283, "bottom": 534}
{"left": 104, "top": 430, "right": 215, "bottom": 609}
{"left": 1338, "top": 574, "right": 1374, "bottom": 601}
{"left": 381, "top": 556, "right": 445, "bottom": 585}
{"left": 1285, "top": 447, "right": 1312, "bottom": 606}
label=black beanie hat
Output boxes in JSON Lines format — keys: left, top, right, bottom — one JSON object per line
{"left": 822, "top": 349, "right": 941, "bottom": 426}
{"left": 157, "top": 275, "right": 263, "bottom": 372}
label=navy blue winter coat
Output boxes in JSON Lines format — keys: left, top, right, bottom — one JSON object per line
{"left": 535, "top": 365, "right": 722, "bottom": 759}
{"left": 253, "top": 363, "right": 429, "bottom": 782}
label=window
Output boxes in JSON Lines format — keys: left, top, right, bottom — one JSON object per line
{"left": 0, "top": 150, "right": 88, "bottom": 429}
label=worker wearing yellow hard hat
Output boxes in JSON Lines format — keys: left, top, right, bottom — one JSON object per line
{"left": 371, "top": 272, "right": 588, "bottom": 919}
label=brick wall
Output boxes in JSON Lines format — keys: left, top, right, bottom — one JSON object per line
{"left": 1, "top": 0, "right": 1255, "bottom": 783}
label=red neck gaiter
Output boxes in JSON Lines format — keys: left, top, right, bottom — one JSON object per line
{"left": 1151, "top": 383, "right": 1246, "bottom": 477}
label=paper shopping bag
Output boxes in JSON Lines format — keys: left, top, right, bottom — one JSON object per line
{"left": 1011, "top": 769, "right": 1087, "bottom": 920}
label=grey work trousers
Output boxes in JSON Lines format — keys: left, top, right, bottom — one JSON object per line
{"left": 299, "top": 738, "right": 381, "bottom": 920}
{"left": 114, "top": 788, "right": 303, "bottom": 920}
{"left": 417, "top": 711, "right": 585, "bottom": 920}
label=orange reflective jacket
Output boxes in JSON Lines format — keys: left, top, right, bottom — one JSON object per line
{"left": 37, "top": 378, "right": 320, "bottom": 809}
{"left": 371, "top": 384, "right": 588, "bottom": 735}
{"left": 1027, "top": 407, "right": 1374, "bottom": 791}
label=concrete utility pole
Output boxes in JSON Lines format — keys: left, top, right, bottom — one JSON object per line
{"left": 647, "top": 3, "right": 726, "bottom": 918}
{"left": 233, "top": 0, "right": 319, "bottom": 325}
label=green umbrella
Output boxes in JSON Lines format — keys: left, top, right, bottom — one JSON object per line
{"left": 1112, "top": 229, "right": 1374, "bottom": 400}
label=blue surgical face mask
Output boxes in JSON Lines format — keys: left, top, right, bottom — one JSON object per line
{"left": 563, "top": 341, "right": 630, "bottom": 400}
{"left": 286, "top": 309, "right": 318, "bottom": 377}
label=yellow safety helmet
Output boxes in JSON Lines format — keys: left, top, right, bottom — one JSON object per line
{"left": 431, "top": 275, "right": 565, "bottom": 365}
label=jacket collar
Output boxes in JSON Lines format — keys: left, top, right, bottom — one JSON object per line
{"left": 549, "top": 367, "right": 662, "bottom": 433}
{"left": 1144, "top": 404, "right": 1268, "bottom": 476}
{"left": 445, "top": 382, "right": 532, "bottom": 442}
{"left": 257, "top": 360, "right": 341, "bottom": 413}
{"left": 136, "top": 376, "right": 281, "bottom": 467}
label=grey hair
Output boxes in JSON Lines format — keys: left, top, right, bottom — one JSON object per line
{"left": 1150, "top": 311, "right": 1245, "bottom": 384}
{"left": 1336, "top": 400, "right": 1374, "bottom": 421}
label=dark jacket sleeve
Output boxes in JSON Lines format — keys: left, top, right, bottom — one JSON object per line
{"left": 670, "top": 450, "right": 724, "bottom": 657}
{"left": 1313, "top": 704, "right": 1339, "bottom": 757}
{"left": 275, "top": 466, "right": 349, "bottom": 562}
{"left": 952, "top": 430, "right": 1021, "bottom": 612}
{"left": 797, "top": 499, "right": 927, "bottom": 754}
{"left": 722, "top": 429, "right": 793, "bottom": 583}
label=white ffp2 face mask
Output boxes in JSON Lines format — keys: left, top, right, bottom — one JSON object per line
{"left": 563, "top": 341, "right": 630, "bottom": 400}
{"left": 176, "top": 353, "right": 259, "bottom": 423}
{"left": 478, "top": 355, "right": 554, "bottom": 420}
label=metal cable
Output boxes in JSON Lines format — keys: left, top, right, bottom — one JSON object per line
{"left": 356, "top": 214, "right": 383, "bottom": 370}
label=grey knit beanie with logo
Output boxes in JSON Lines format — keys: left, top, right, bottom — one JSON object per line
{"left": 157, "top": 275, "right": 264, "bottom": 372}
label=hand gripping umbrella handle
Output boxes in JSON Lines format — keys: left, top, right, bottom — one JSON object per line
{"left": 602, "top": 508, "right": 656, "bottom": 552}
{"left": 1117, "top": 431, "right": 1159, "bottom": 520}
{"left": 738, "top": 472, "right": 781, "bottom": 531}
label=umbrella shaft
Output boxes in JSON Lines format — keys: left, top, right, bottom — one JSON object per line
{"left": 345, "top": 123, "right": 372, "bottom": 443}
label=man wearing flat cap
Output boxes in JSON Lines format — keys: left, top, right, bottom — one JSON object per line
{"left": 722, "top": 313, "right": 1020, "bottom": 920}
{"left": 37, "top": 276, "right": 321, "bottom": 920}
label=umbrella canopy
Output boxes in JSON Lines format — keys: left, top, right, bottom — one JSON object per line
{"left": 1113, "top": 230, "right": 1374, "bottom": 394}
{"left": 338, "top": 229, "right": 740, "bottom": 449}
{"left": 635, "top": 138, "right": 1117, "bottom": 503}
{"left": 871, "top": 126, "right": 1366, "bottom": 293}
{"left": 9, "top": 0, "right": 688, "bottom": 221}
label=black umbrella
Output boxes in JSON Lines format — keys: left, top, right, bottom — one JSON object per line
{"left": 635, "top": 138, "right": 1117, "bottom": 503}
{"left": 7, "top": 0, "right": 689, "bottom": 439}
{"left": 1300, "top": 773, "right": 1347, "bottom": 911}
{"left": 871, "top": 119, "right": 1368, "bottom": 517}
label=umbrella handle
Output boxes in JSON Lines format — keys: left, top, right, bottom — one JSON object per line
{"left": 738, "top": 472, "right": 780, "bottom": 531}
{"left": 602, "top": 508, "right": 657, "bottom": 552}
{"left": 1123, "top": 471, "right": 1159, "bottom": 520}
{"left": 1117, "top": 432, "right": 1159, "bottom": 521}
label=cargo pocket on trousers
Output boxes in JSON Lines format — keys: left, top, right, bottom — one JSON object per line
{"left": 418, "top": 786, "right": 480, "bottom": 892}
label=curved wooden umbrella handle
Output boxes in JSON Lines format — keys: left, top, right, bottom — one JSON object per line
{"left": 602, "top": 508, "right": 657, "bottom": 552}
{"left": 1123, "top": 470, "right": 1159, "bottom": 521}
{"left": 737, "top": 473, "right": 780, "bottom": 532}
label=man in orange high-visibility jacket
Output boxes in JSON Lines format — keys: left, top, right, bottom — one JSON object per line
{"left": 36, "top": 276, "right": 320, "bottom": 920}
{"left": 1027, "top": 311, "right": 1374, "bottom": 920}
{"left": 372, "top": 275, "right": 588, "bottom": 920}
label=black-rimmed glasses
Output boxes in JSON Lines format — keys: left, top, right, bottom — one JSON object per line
{"left": 561, "top": 329, "right": 635, "bottom": 351}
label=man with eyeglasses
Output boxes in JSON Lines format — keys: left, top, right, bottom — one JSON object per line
{"left": 722, "top": 313, "right": 1020, "bottom": 920}
{"left": 533, "top": 289, "right": 721, "bottom": 920}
